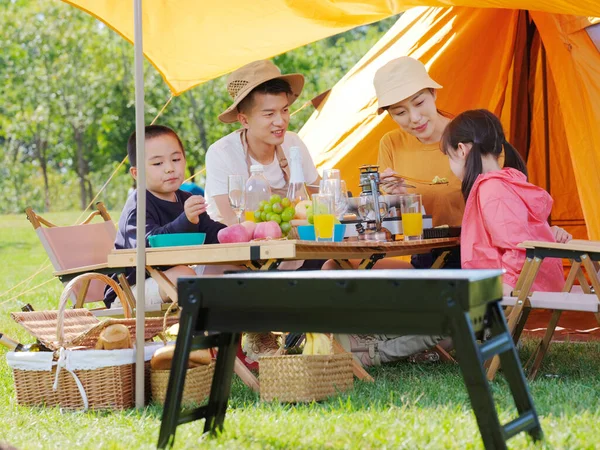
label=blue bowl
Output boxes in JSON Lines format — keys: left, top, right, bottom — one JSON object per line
{"left": 148, "top": 233, "right": 206, "bottom": 248}
{"left": 297, "top": 224, "right": 346, "bottom": 242}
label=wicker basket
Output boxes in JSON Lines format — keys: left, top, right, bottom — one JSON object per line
{"left": 151, "top": 362, "right": 215, "bottom": 406}
{"left": 259, "top": 352, "right": 353, "bottom": 403}
{"left": 12, "top": 362, "right": 135, "bottom": 410}
{"left": 7, "top": 273, "right": 172, "bottom": 410}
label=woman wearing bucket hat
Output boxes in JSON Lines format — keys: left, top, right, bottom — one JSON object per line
{"left": 205, "top": 60, "right": 320, "bottom": 225}
{"left": 374, "top": 56, "right": 464, "bottom": 228}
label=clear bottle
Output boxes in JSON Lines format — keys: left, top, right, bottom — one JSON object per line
{"left": 245, "top": 165, "right": 272, "bottom": 222}
{"left": 286, "top": 146, "right": 310, "bottom": 206}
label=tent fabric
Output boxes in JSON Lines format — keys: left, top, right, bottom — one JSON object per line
{"left": 299, "top": 7, "right": 600, "bottom": 240}
{"left": 63, "top": 0, "right": 600, "bottom": 95}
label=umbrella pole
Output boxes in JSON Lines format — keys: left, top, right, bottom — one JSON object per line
{"left": 133, "top": 0, "right": 146, "bottom": 408}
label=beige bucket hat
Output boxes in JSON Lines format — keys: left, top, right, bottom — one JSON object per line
{"left": 373, "top": 56, "right": 442, "bottom": 114}
{"left": 218, "top": 60, "right": 305, "bottom": 124}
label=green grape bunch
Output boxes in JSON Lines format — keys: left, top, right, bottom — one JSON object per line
{"left": 253, "top": 194, "right": 296, "bottom": 236}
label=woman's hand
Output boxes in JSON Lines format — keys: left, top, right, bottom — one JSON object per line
{"left": 379, "top": 168, "right": 407, "bottom": 195}
{"left": 551, "top": 225, "right": 572, "bottom": 244}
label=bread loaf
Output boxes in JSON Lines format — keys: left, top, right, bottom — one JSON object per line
{"left": 95, "top": 324, "right": 132, "bottom": 350}
{"left": 150, "top": 345, "right": 212, "bottom": 370}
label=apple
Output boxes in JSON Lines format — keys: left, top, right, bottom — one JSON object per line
{"left": 294, "top": 200, "right": 312, "bottom": 220}
{"left": 240, "top": 220, "right": 257, "bottom": 238}
{"left": 217, "top": 224, "right": 250, "bottom": 243}
{"left": 253, "top": 221, "right": 283, "bottom": 240}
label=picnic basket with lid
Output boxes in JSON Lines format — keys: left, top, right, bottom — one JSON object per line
{"left": 6, "top": 273, "right": 176, "bottom": 410}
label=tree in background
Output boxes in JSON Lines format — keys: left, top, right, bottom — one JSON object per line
{"left": 0, "top": 0, "right": 397, "bottom": 214}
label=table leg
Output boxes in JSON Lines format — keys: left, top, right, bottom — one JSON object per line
{"left": 526, "top": 261, "right": 580, "bottom": 380}
{"left": 358, "top": 253, "right": 385, "bottom": 270}
{"left": 244, "top": 261, "right": 262, "bottom": 270}
{"left": 147, "top": 266, "right": 178, "bottom": 302}
{"left": 158, "top": 290, "right": 199, "bottom": 449}
{"left": 449, "top": 308, "right": 507, "bottom": 449}
{"left": 260, "top": 259, "right": 282, "bottom": 271}
{"left": 431, "top": 250, "right": 450, "bottom": 269}
{"left": 332, "top": 338, "right": 374, "bottom": 382}
{"left": 334, "top": 259, "right": 354, "bottom": 270}
{"left": 487, "top": 257, "right": 543, "bottom": 381}
{"left": 203, "top": 333, "right": 241, "bottom": 434}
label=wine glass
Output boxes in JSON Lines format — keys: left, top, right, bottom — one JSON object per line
{"left": 228, "top": 174, "right": 245, "bottom": 224}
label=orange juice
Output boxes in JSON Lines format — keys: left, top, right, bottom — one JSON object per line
{"left": 313, "top": 214, "right": 335, "bottom": 240}
{"left": 244, "top": 211, "right": 255, "bottom": 222}
{"left": 401, "top": 212, "right": 423, "bottom": 237}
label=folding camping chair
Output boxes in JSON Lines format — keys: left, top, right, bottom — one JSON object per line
{"left": 487, "top": 240, "right": 600, "bottom": 381}
{"left": 25, "top": 202, "right": 171, "bottom": 318}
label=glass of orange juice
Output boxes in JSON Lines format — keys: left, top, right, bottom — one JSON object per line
{"left": 400, "top": 194, "right": 423, "bottom": 241}
{"left": 312, "top": 193, "right": 335, "bottom": 242}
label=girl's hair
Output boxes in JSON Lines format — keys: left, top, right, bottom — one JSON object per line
{"left": 440, "top": 109, "right": 528, "bottom": 201}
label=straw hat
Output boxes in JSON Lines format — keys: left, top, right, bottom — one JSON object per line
{"left": 373, "top": 57, "right": 442, "bottom": 114}
{"left": 218, "top": 60, "right": 305, "bottom": 123}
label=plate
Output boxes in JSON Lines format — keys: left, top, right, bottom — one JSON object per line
{"left": 148, "top": 233, "right": 206, "bottom": 248}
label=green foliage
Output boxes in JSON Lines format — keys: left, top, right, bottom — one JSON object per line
{"left": 0, "top": 2, "right": 397, "bottom": 214}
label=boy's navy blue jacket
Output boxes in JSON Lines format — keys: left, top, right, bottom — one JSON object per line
{"left": 104, "top": 189, "right": 225, "bottom": 306}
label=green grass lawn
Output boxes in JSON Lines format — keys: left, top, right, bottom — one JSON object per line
{"left": 1, "top": 211, "right": 599, "bottom": 449}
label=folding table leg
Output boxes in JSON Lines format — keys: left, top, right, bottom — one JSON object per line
{"left": 448, "top": 308, "right": 507, "bottom": 449}
{"left": 487, "top": 302, "right": 543, "bottom": 441}
{"left": 203, "top": 333, "right": 241, "bottom": 434}
{"left": 431, "top": 250, "right": 450, "bottom": 269}
{"left": 527, "top": 261, "right": 581, "bottom": 380}
{"left": 487, "top": 257, "right": 543, "bottom": 380}
{"left": 158, "top": 294, "right": 201, "bottom": 449}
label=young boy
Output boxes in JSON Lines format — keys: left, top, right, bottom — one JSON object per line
{"left": 104, "top": 125, "right": 226, "bottom": 308}
{"left": 204, "top": 59, "right": 320, "bottom": 225}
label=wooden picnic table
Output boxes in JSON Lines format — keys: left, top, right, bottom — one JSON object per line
{"left": 106, "top": 237, "right": 460, "bottom": 389}
{"left": 107, "top": 237, "right": 459, "bottom": 270}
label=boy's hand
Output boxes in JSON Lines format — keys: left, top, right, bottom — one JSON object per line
{"left": 184, "top": 195, "right": 208, "bottom": 224}
{"left": 551, "top": 225, "right": 572, "bottom": 244}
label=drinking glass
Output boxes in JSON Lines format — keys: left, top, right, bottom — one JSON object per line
{"left": 312, "top": 193, "right": 335, "bottom": 242}
{"left": 228, "top": 174, "right": 245, "bottom": 224}
{"left": 400, "top": 194, "right": 423, "bottom": 241}
{"left": 321, "top": 178, "right": 348, "bottom": 219}
{"left": 320, "top": 168, "right": 341, "bottom": 191}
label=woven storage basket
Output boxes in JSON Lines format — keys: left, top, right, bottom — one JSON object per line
{"left": 12, "top": 361, "right": 135, "bottom": 410}
{"left": 259, "top": 352, "right": 353, "bottom": 403}
{"left": 7, "top": 273, "right": 174, "bottom": 410}
{"left": 151, "top": 362, "right": 215, "bottom": 406}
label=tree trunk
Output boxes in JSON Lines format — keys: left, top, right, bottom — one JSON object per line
{"left": 35, "top": 136, "right": 51, "bottom": 211}
{"left": 74, "top": 130, "right": 87, "bottom": 210}
{"left": 41, "top": 161, "right": 51, "bottom": 211}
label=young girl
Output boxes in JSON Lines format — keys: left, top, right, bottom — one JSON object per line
{"left": 440, "top": 109, "right": 570, "bottom": 295}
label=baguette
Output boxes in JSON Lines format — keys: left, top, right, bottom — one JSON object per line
{"left": 150, "top": 345, "right": 212, "bottom": 370}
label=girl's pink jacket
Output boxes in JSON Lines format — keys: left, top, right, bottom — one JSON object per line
{"left": 461, "top": 168, "right": 564, "bottom": 292}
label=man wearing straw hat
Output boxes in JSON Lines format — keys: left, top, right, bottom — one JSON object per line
{"left": 205, "top": 59, "right": 320, "bottom": 225}
{"left": 205, "top": 60, "right": 321, "bottom": 361}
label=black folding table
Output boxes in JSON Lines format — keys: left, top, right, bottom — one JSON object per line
{"left": 158, "top": 269, "right": 542, "bottom": 450}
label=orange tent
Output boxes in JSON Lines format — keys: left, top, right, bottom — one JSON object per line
{"left": 299, "top": 7, "right": 600, "bottom": 240}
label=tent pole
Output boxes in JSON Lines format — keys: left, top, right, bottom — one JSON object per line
{"left": 541, "top": 44, "right": 551, "bottom": 225}
{"left": 133, "top": 0, "right": 146, "bottom": 408}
